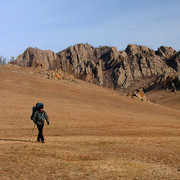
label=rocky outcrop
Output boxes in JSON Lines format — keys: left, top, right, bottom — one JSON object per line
{"left": 111, "top": 45, "right": 178, "bottom": 92}
{"left": 54, "top": 44, "right": 111, "bottom": 86}
{"left": 14, "top": 43, "right": 179, "bottom": 92}
{"left": 15, "top": 47, "right": 57, "bottom": 69}
{"left": 156, "top": 46, "right": 177, "bottom": 60}
{"left": 166, "top": 51, "right": 180, "bottom": 72}
{"left": 128, "top": 89, "right": 149, "bottom": 101}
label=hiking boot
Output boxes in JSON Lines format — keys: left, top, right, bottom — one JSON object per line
{"left": 37, "top": 139, "right": 40, "bottom": 143}
{"left": 42, "top": 141, "right": 45, "bottom": 143}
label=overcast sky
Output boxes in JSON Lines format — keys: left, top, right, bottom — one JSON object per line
{"left": 0, "top": 0, "right": 180, "bottom": 59}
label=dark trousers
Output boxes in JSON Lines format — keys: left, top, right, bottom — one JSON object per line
{"left": 37, "top": 124, "right": 44, "bottom": 142}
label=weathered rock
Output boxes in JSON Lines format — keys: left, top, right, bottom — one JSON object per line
{"left": 16, "top": 47, "right": 57, "bottom": 69}
{"left": 111, "top": 44, "right": 177, "bottom": 91}
{"left": 156, "top": 46, "right": 177, "bottom": 59}
{"left": 132, "top": 89, "right": 148, "bottom": 101}
{"left": 14, "top": 43, "right": 179, "bottom": 92}
{"left": 166, "top": 51, "right": 180, "bottom": 72}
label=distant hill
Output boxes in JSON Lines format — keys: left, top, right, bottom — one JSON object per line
{"left": 13, "top": 43, "right": 180, "bottom": 92}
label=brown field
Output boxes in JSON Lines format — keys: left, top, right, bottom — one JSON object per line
{"left": 0, "top": 65, "right": 180, "bottom": 180}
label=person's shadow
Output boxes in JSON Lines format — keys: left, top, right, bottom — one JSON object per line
{"left": 0, "top": 138, "right": 35, "bottom": 143}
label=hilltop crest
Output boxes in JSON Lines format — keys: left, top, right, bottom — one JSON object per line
{"left": 14, "top": 43, "right": 180, "bottom": 92}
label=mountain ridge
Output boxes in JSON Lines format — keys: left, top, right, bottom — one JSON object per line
{"left": 14, "top": 43, "right": 180, "bottom": 92}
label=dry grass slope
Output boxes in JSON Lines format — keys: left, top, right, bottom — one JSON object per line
{"left": 0, "top": 65, "right": 180, "bottom": 179}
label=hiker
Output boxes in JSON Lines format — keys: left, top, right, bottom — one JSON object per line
{"left": 32, "top": 103, "right": 49, "bottom": 143}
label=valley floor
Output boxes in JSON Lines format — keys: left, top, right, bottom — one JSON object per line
{"left": 0, "top": 65, "right": 180, "bottom": 179}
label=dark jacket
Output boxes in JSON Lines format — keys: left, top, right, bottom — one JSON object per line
{"left": 32, "top": 110, "right": 49, "bottom": 126}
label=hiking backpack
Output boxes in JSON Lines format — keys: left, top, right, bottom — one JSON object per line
{"left": 30, "top": 102, "right": 44, "bottom": 120}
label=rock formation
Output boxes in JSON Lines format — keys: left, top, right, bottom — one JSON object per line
{"left": 15, "top": 47, "right": 57, "bottom": 69}
{"left": 131, "top": 89, "right": 149, "bottom": 101}
{"left": 14, "top": 43, "right": 180, "bottom": 92}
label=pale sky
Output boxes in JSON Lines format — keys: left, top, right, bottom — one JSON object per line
{"left": 0, "top": 0, "right": 180, "bottom": 59}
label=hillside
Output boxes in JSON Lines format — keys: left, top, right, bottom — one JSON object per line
{"left": 146, "top": 89, "right": 180, "bottom": 110}
{"left": 14, "top": 44, "right": 180, "bottom": 93}
{"left": 0, "top": 64, "right": 180, "bottom": 179}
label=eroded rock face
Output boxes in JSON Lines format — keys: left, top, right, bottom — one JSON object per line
{"left": 54, "top": 44, "right": 111, "bottom": 86}
{"left": 156, "top": 46, "right": 177, "bottom": 59}
{"left": 15, "top": 48, "right": 57, "bottom": 69}
{"left": 14, "top": 43, "right": 179, "bottom": 92}
{"left": 111, "top": 44, "right": 177, "bottom": 91}
{"left": 166, "top": 51, "right": 180, "bottom": 72}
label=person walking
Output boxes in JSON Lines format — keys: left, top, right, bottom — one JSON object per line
{"left": 32, "top": 105, "right": 49, "bottom": 143}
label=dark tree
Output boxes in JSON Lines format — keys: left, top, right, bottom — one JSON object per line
{"left": 10, "top": 56, "right": 15, "bottom": 63}
{"left": 0, "top": 56, "right": 7, "bottom": 65}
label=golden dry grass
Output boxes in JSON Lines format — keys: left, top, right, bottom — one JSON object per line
{"left": 0, "top": 65, "right": 180, "bottom": 180}
{"left": 146, "top": 89, "right": 180, "bottom": 110}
